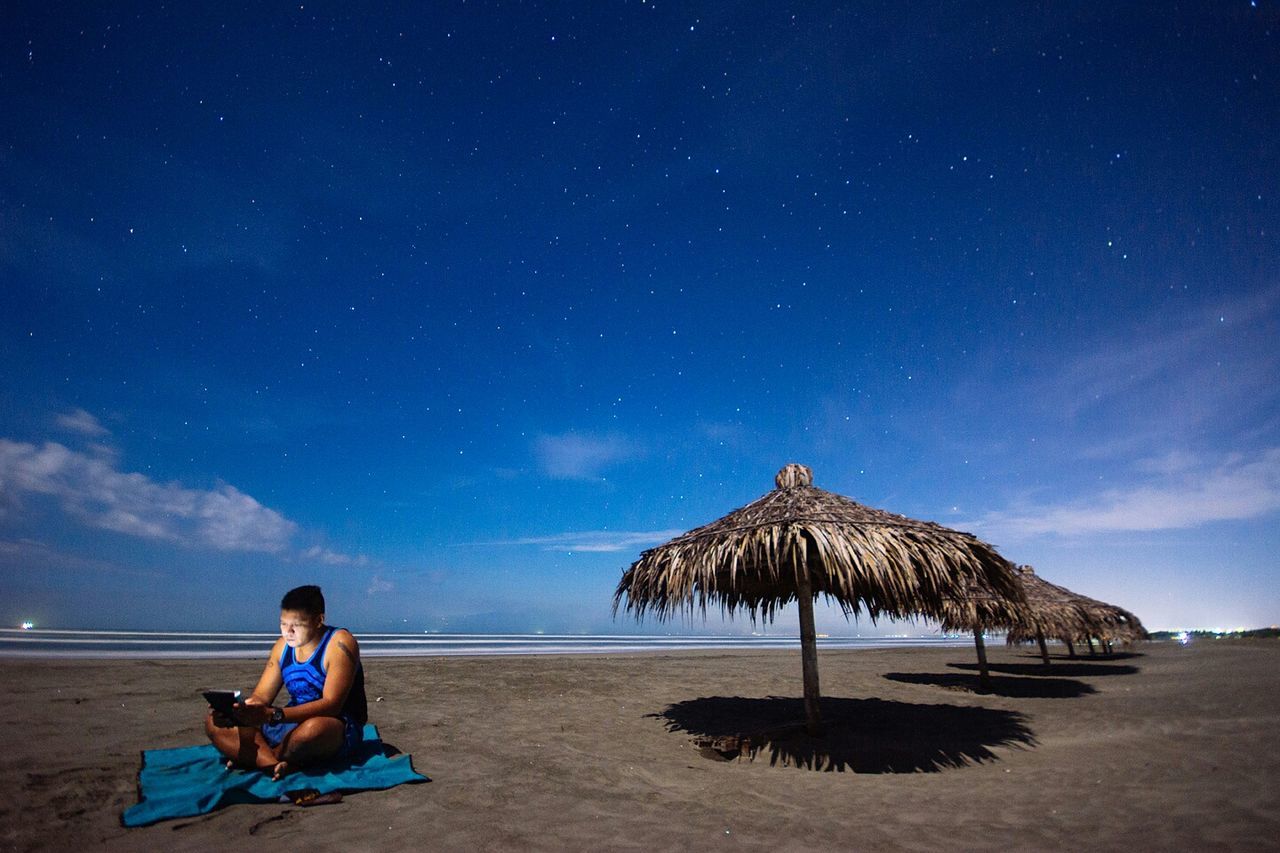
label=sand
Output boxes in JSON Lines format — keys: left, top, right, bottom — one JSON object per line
{"left": 1, "top": 639, "right": 1277, "bottom": 851}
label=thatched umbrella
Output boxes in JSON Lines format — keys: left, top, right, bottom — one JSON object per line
{"left": 613, "top": 463, "right": 1023, "bottom": 735}
{"left": 1004, "top": 570, "right": 1147, "bottom": 657}
{"left": 935, "top": 574, "right": 1029, "bottom": 687}
{"left": 1103, "top": 605, "right": 1148, "bottom": 645}
{"left": 1070, "top": 596, "right": 1148, "bottom": 653}
{"left": 1002, "top": 566, "right": 1105, "bottom": 664}
{"left": 936, "top": 564, "right": 1098, "bottom": 683}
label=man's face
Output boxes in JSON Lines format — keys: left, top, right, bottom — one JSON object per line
{"left": 280, "top": 609, "right": 322, "bottom": 647}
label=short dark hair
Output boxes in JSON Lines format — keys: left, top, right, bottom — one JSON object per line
{"left": 280, "top": 585, "right": 325, "bottom": 617}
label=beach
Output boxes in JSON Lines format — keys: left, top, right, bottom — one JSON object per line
{"left": 1, "top": 639, "right": 1276, "bottom": 851}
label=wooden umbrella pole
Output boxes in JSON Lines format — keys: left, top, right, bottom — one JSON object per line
{"left": 973, "top": 627, "right": 990, "bottom": 687}
{"left": 1087, "top": 636, "right": 1097, "bottom": 656}
{"left": 1036, "top": 630, "right": 1051, "bottom": 667}
{"left": 794, "top": 567, "right": 823, "bottom": 736}
{"left": 1065, "top": 638, "right": 1076, "bottom": 658}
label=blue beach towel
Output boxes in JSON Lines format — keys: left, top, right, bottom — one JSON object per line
{"left": 122, "top": 724, "right": 428, "bottom": 827}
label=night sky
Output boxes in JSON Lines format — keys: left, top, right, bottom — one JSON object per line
{"left": 2, "top": 2, "right": 1277, "bottom": 633}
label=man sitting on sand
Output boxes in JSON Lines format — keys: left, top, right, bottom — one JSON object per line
{"left": 205, "top": 585, "right": 368, "bottom": 780}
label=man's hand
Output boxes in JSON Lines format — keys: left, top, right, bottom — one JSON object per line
{"left": 230, "top": 702, "right": 274, "bottom": 728}
{"left": 208, "top": 706, "right": 237, "bottom": 728}
{"left": 209, "top": 699, "right": 274, "bottom": 728}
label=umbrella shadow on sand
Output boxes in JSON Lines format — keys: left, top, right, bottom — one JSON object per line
{"left": 883, "top": 671, "right": 1097, "bottom": 698}
{"left": 1061, "top": 651, "right": 1144, "bottom": 661}
{"left": 948, "top": 661, "right": 1140, "bottom": 678}
{"left": 653, "top": 695, "right": 1035, "bottom": 773}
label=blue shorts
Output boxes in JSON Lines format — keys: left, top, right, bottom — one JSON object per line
{"left": 261, "top": 713, "right": 363, "bottom": 759}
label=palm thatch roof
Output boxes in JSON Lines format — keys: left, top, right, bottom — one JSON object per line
{"left": 932, "top": 564, "right": 1106, "bottom": 682}
{"left": 999, "top": 566, "right": 1101, "bottom": 643}
{"left": 614, "top": 463, "right": 1023, "bottom": 623}
{"left": 1071, "top": 595, "right": 1149, "bottom": 644}
{"left": 934, "top": 573, "right": 1029, "bottom": 634}
{"left": 1003, "top": 567, "right": 1147, "bottom": 645}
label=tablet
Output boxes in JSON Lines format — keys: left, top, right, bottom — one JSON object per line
{"left": 201, "top": 689, "right": 242, "bottom": 715}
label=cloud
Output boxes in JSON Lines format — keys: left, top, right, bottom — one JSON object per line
{"left": 301, "top": 545, "right": 369, "bottom": 567}
{"left": 366, "top": 574, "right": 394, "bottom": 595}
{"left": 55, "top": 409, "right": 109, "bottom": 437}
{"left": 0, "top": 439, "right": 297, "bottom": 552}
{"left": 532, "top": 432, "right": 639, "bottom": 480}
{"left": 975, "top": 448, "right": 1280, "bottom": 538}
{"left": 479, "top": 529, "right": 684, "bottom": 553}
{"left": 1053, "top": 286, "right": 1280, "bottom": 423}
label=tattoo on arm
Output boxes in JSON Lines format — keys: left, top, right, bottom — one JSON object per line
{"left": 336, "top": 639, "right": 356, "bottom": 663}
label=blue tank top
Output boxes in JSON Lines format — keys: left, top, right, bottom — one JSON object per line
{"left": 278, "top": 626, "right": 368, "bottom": 724}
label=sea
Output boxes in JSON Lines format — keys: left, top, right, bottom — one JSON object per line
{"left": 0, "top": 628, "right": 972, "bottom": 659}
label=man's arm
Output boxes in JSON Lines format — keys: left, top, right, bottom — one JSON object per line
{"left": 245, "top": 638, "right": 285, "bottom": 706}
{"left": 212, "top": 638, "right": 284, "bottom": 727}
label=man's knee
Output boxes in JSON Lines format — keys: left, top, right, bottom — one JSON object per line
{"left": 292, "top": 716, "right": 342, "bottom": 740}
{"left": 282, "top": 717, "right": 344, "bottom": 759}
{"left": 295, "top": 712, "right": 343, "bottom": 732}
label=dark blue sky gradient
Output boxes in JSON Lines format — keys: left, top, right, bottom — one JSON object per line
{"left": 2, "top": 2, "right": 1277, "bottom": 632}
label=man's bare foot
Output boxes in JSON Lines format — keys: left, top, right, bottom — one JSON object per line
{"left": 270, "top": 760, "right": 292, "bottom": 781}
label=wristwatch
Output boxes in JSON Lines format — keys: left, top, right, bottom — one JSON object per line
{"left": 269, "top": 706, "right": 285, "bottom": 725}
